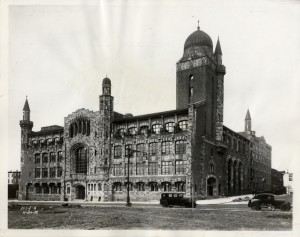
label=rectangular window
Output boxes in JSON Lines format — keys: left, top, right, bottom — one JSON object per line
{"left": 57, "top": 151, "right": 63, "bottom": 162}
{"left": 125, "top": 144, "right": 135, "bottom": 157}
{"left": 50, "top": 167, "right": 56, "bottom": 178}
{"left": 136, "top": 143, "right": 146, "bottom": 156}
{"left": 161, "top": 161, "right": 172, "bottom": 175}
{"left": 148, "top": 162, "right": 158, "bottom": 175}
{"left": 175, "top": 160, "right": 185, "bottom": 174}
{"left": 35, "top": 168, "right": 40, "bottom": 178}
{"left": 125, "top": 163, "right": 134, "bottom": 175}
{"left": 50, "top": 152, "right": 56, "bottom": 162}
{"left": 35, "top": 154, "right": 40, "bottom": 164}
{"left": 113, "top": 164, "right": 122, "bottom": 176}
{"left": 113, "top": 182, "right": 122, "bottom": 191}
{"left": 57, "top": 167, "right": 62, "bottom": 177}
{"left": 175, "top": 140, "right": 186, "bottom": 154}
{"left": 137, "top": 182, "right": 145, "bottom": 191}
{"left": 161, "top": 141, "right": 172, "bottom": 155}
{"left": 136, "top": 163, "right": 145, "bottom": 175}
{"left": 42, "top": 153, "right": 48, "bottom": 163}
{"left": 114, "top": 146, "right": 122, "bottom": 158}
{"left": 42, "top": 168, "right": 48, "bottom": 178}
{"left": 149, "top": 142, "right": 158, "bottom": 155}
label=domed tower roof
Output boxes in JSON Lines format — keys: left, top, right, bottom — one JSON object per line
{"left": 102, "top": 77, "right": 111, "bottom": 86}
{"left": 184, "top": 29, "right": 213, "bottom": 51}
{"left": 181, "top": 24, "right": 213, "bottom": 60}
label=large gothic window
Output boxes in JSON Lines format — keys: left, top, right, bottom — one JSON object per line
{"left": 75, "top": 147, "right": 87, "bottom": 174}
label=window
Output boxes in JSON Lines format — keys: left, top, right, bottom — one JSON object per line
{"left": 140, "top": 126, "right": 149, "bottom": 135}
{"left": 35, "top": 168, "right": 41, "bottom": 178}
{"left": 128, "top": 127, "right": 137, "bottom": 135}
{"left": 165, "top": 122, "right": 175, "bottom": 132}
{"left": 162, "top": 182, "right": 171, "bottom": 191}
{"left": 190, "top": 75, "right": 194, "bottom": 81}
{"left": 75, "top": 147, "right": 87, "bottom": 174}
{"left": 57, "top": 151, "right": 63, "bottom": 162}
{"left": 50, "top": 152, "right": 56, "bottom": 162}
{"left": 35, "top": 154, "right": 40, "bottom": 163}
{"left": 162, "top": 161, "right": 172, "bottom": 175}
{"left": 178, "top": 120, "right": 188, "bottom": 131}
{"left": 113, "top": 164, "right": 122, "bottom": 176}
{"left": 136, "top": 163, "right": 145, "bottom": 175}
{"left": 175, "top": 181, "right": 185, "bottom": 192}
{"left": 124, "top": 182, "right": 133, "bottom": 191}
{"left": 50, "top": 167, "right": 56, "bottom": 178}
{"left": 210, "top": 164, "right": 215, "bottom": 173}
{"left": 114, "top": 146, "right": 122, "bottom": 158}
{"left": 190, "top": 87, "right": 194, "bottom": 97}
{"left": 137, "top": 143, "right": 146, "bottom": 156}
{"left": 175, "top": 140, "right": 186, "bottom": 154}
{"left": 137, "top": 182, "right": 145, "bottom": 191}
{"left": 113, "top": 182, "right": 122, "bottom": 191}
{"left": 42, "top": 168, "right": 48, "bottom": 178}
{"left": 98, "top": 183, "right": 102, "bottom": 191}
{"left": 175, "top": 160, "right": 185, "bottom": 174}
{"left": 152, "top": 124, "right": 162, "bottom": 134}
{"left": 149, "top": 182, "right": 158, "bottom": 191}
{"left": 161, "top": 141, "right": 172, "bottom": 155}
{"left": 57, "top": 167, "right": 62, "bottom": 177}
{"left": 149, "top": 142, "right": 158, "bottom": 155}
{"left": 125, "top": 144, "right": 135, "bottom": 157}
{"left": 125, "top": 163, "right": 134, "bottom": 175}
{"left": 67, "top": 187, "right": 70, "bottom": 194}
{"left": 148, "top": 162, "right": 158, "bottom": 175}
{"left": 42, "top": 153, "right": 48, "bottom": 163}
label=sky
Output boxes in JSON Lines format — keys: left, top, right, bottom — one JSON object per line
{"left": 4, "top": 0, "right": 300, "bottom": 173}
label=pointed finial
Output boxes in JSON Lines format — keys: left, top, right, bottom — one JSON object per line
{"left": 26, "top": 95, "right": 28, "bottom": 100}
{"left": 197, "top": 20, "right": 200, "bottom": 30}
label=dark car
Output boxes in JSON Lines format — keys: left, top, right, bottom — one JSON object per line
{"left": 248, "top": 193, "right": 292, "bottom": 211}
{"left": 160, "top": 192, "right": 197, "bottom": 208}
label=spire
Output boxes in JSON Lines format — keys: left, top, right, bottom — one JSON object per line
{"left": 197, "top": 20, "right": 200, "bottom": 30}
{"left": 215, "top": 36, "right": 222, "bottom": 55}
{"left": 245, "top": 109, "right": 251, "bottom": 120}
{"left": 244, "top": 109, "right": 252, "bottom": 132}
{"left": 23, "top": 97, "right": 30, "bottom": 112}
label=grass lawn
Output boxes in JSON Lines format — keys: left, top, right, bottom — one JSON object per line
{"left": 8, "top": 204, "right": 292, "bottom": 230}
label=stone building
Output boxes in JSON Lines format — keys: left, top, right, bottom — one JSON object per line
{"left": 8, "top": 170, "right": 21, "bottom": 199}
{"left": 271, "top": 168, "right": 285, "bottom": 194}
{"left": 239, "top": 110, "right": 272, "bottom": 192}
{"left": 18, "top": 25, "right": 272, "bottom": 201}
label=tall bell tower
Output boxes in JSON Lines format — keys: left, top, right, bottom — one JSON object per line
{"left": 176, "top": 24, "right": 226, "bottom": 139}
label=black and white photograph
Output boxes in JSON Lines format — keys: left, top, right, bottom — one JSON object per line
{"left": 1, "top": 0, "right": 299, "bottom": 236}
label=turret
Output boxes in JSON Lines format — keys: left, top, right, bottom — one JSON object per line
{"left": 245, "top": 109, "right": 252, "bottom": 132}
{"left": 214, "top": 37, "right": 222, "bottom": 65}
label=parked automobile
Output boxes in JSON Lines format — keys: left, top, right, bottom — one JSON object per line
{"left": 160, "top": 192, "right": 197, "bottom": 208}
{"left": 248, "top": 193, "right": 292, "bottom": 211}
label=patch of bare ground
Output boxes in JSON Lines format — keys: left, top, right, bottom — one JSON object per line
{"left": 8, "top": 205, "right": 292, "bottom": 230}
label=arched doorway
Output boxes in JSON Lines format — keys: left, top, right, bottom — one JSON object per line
{"left": 75, "top": 185, "right": 85, "bottom": 199}
{"left": 207, "top": 177, "right": 217, "bottom": 196}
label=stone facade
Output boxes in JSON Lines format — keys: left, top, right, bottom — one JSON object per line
{"left": 18, "top": 26, "right": 272, "bottom": 201}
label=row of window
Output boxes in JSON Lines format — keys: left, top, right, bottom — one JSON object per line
{"left": 31, "top": 138, "right": 63, "bottom": 149}
{"left": 34, "top": 151, "right": 63, "bottom": 164}
{"left": 34, "top": 167, "right": 63, "bottom": 178}
{"left": 115, "top": 120, "right": 188, "bottom": 137}
{"left": 69, "top": 118, "right": 91, "bottom": 138}
{"left": 114, "top": 141, "right": 186, "bottom": 158}
{"left": 113, "top": 161, "right": 185, "bottom": 176}
{"left": 113, "top": 181, "right": 185, "bottom": 192}
{"left": 223, "top": 134, "right": 247, "bottom": 154}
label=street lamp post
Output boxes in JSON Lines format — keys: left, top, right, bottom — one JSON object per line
{"left": 125, "top": 147, "right": 147, "bottom": 207}
{"left": 126, "top": 148, "right": 133, "bottom": 207}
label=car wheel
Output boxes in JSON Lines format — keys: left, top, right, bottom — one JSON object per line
{"left": 280, "top": 203, "right": 290, "bottom": 211}
{"left": 251, "top": 203, "right": 261, "bottom": 211}
{"left": 161, "top": 200, "right": 168, "bottom": 207}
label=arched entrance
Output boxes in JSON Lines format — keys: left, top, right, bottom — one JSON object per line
{"left": 207, "top": 177, "right": 217, "bottom": 196}
{"left": 75, "top": 185, "right": 85, "bottom": 199}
